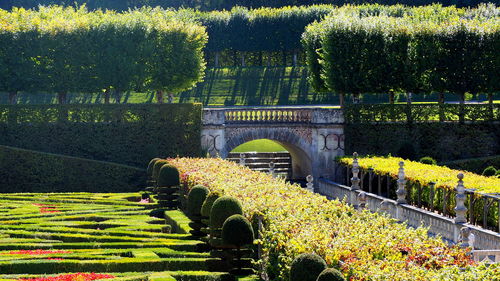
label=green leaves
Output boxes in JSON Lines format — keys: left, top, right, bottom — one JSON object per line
{"left": 0, "top": 6, "right": 208, "bottom": 97}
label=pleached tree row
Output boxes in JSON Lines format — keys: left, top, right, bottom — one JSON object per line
{"left": 0, "top": 6, "right": 208, "bottom": 103}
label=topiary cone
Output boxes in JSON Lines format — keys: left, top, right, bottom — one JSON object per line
{"left": 157, "top": 164, "right": 180, "bottom": 187}
{"left": 316, "top": 268, "right": 345, "bottom": 281}
{"left": 152, "top": 160, "right": 169, "bottom": 183}
{"left": 290, "top": 253, "right": 327, "bottom": 281}
{"left": 210, "top": 196, "right": 243, "bottom": 234}
{"left": 187, "top": 185, "right": 210, "bottom": 217}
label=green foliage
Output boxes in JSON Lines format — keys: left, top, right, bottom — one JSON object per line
{"left": 303, "top": 4, "right": 500, "bottom": 99}
{"left": 290, "top": 253, "right": 327, "bottom": 281}
{"left": 221, "top": 214, "right": 254, "bottom": 247}
{"left": 344, "top": 104, "right": 500, "bottom": 123}
{"left": 187, "top": 185, "right": 210, "bottom": 217}
{"left": 441, "top": 155, "right": 500, "bottom": 174}
{"left": 419, "top": 156, "right": 437, "bottom": 165}
{"left": 201, "top": 192, "right": 222, "bottom": 218}
{"left": 147, "top": 158, "right": 161, "bottom": 178}
{"left": 0, "top": 6, "right": 207, "bottom": 99}
{"left": 157, "top": 165, "right": 180, "bottom": 187}
{"left": 345, "top": 123, "right": 500, "bottom": 162}
{"left": 209, "top": 196, "right": 243, "bottom": 230}
{"left": 482, "top": 166, "right": 497, "bottom": 177}
{"left": 0, "top": 145, "right": 146, "bottom": 192}
{"left": 153, "top": 160, "right": 170, "bottom": 182}
{"left": 0, "top": 104, "right": 202, "bottom": 167}
{"left": 397, "top": 142, "right": 417, "bottom": 161}
{"left": 316, "top": 268, "right": 345, "bottom": 281}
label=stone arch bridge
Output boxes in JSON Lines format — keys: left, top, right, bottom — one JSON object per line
{"left": 201, "top": 106, "right": 344, "bottom": 180}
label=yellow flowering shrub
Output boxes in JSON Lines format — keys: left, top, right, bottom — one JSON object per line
{"left": 169, "top": 158, "right": 499, "bottom": 281}
{"left": 338, "top": 156, "right": 500, "bottom": 194}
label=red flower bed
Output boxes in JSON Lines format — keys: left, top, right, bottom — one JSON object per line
{"left": 18, "top": 273, "right": 115, "bottom": 281}
{"left": 33, "top": 204, "right": 61, "bottom": 213}
{"left": 1, "top": 250, "right": 72, "bottom": 255}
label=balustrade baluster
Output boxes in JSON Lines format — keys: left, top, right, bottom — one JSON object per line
{"left": 483, "top": 197, "right": 488, "bottom": 229}
{"left": 429, "top": 182, "right": 435, "bottom": 210}
{"left": 377, "top": 175, "right": 381, "bottom": 195}
{"left": 368, "top": 168, "right": 374, "bottom": 193}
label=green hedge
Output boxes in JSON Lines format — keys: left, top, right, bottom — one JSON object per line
{"left": 0, "top": 6, "right": 207, "bottom": 103}
{"left": 0, "top": 104, "right": 202, "bottom": 166}
{"left": 345, "top": 123, "right": 500, "bottom": 162}
{"left": 303, "top": 5, "right": 499, "bottom": 102}
{"left": 0, "top": 145, "right": 147, "bottom": 193}
{"left": 344, "top": 104, "right": 500, "bottom": 123}
{"left": 441, "top": 155, "right": 500, "bottom": 174}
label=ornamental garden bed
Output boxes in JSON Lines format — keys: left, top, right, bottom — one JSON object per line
{"left": 0, "top": 192, "right": 252, "bottom": 281}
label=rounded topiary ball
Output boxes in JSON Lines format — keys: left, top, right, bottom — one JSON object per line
{"left": 210, "top": 196, "right": 243, "bottom": 230}
{"left": 316, "top": 268, "right": 345, "bottom": 281}
{"left": 147, "top": 158, "right": 161, "bottom": 178}
{"left": 152, "top": 160, "right": 169, "bottom": 181}
{"left": 222, "top": 214, "right": 254, "bottom": 247}
{"left": 157, "top": 164, "right": 180, "bottom": 187}
{"left": 419, "top": 156, "right": 437, "bottom": 165}
{"left": 201, "top": 192, "right": 221, "bottom": 218}
{"left": 187, "top": 185, "right": 210, "bottom": 217}
{"left": 290, "top": 253, "right": 327, "bottom": 281}
{"left": 482, "top": 166, "right": 497, "bottom": 177}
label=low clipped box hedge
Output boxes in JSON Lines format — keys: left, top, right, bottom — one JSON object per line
{"left": 0, "top": 145, "right": 146, "bottom": 192}
{"left": 169, "top": 157, "right": 497, "bottom": 280}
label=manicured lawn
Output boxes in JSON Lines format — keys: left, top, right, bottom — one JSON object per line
{"left": 231, "top": 139, "right": 286, "bottom": 153}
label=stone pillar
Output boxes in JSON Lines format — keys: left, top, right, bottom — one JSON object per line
{"left": 357, "top": 192, "right": 367, "bottom": 210}
{"left": 269, "top": 161, "right": 275, "bottom": 178}
{"left": 396, "top": 161, "right": 407, "bottom": 204}
{"left": 454, "top": 173, "right": 467, "bottom": 224}
{"left": 350, "top": 152, "right": 360, "bottom": 208}
{"left": 306, "top": 175, "right": 314, "bottom": 192}
{"left": 239, "top": 153, "right": 246, "bottom": 166}
{"left": 460, "top": 226, "right": 472, "bottom": 249}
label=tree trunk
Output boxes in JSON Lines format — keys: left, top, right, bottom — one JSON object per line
{"left": 282, "top": 51, "right": 287, "bottom": 66}
{"left": 258, "top": 51, "right": 263, "bottom": 66}
{"left": 104, "top": 89, "right": 110, "bottom": 104}
{"left": 267, "top": 54, "right": 271, "bottom": 67}
{"left": 458, "top": 92, "right": 465, "bottom": 124}
{"left": 214, "top": 52, "right": 220, "bottom": 68}
{"left": 233, "top": 50, "right": 238, "bottom": 66}
{"left": 241, "top": 53, "right": 245, "bottom": 67}
{"left": 406, "top": 92, "right": 412, "bottom": 105}
{"left": 58, "top": 92, "right": 67, "bottom": 104}
{"left": 156, "top": 90, "right": 164, "bottom": 104}
{"left": 389, "top": 91, "right": 395, "bottom": 104}
{"left": 438, "top": 92, "right": 444, "bottom": 104}
{"left": 339, "top": 92, "right": 345, "bottom": 108}
{"left": 293, "top": 51, "right": 297, "bottom": 67}
{"left": 8, "top": 91, "right": 17, "bottom": 104}
{"left": 352, "top": 93, "right": 360, "bottom": 104}
{"left": 458, "top": 92, "right": 465, "bottom": 104}
{"left": 114, "top": 89, "right": 122, "bottom": 104}
{"left": 488, "top": 93, "right": 493, "bottom": 105}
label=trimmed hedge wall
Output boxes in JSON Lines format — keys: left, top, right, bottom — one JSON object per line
{"left": 0, "top": 104, "right": 203, "bottom": 167}
{"left": 345, "top": 123, "right": 500, "bottom": 162}
{"left": 441, "top": 155, "right": 500, "bottom": 174}
{"left": 0, "top": 145, "right": 146, "bottom": 192}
